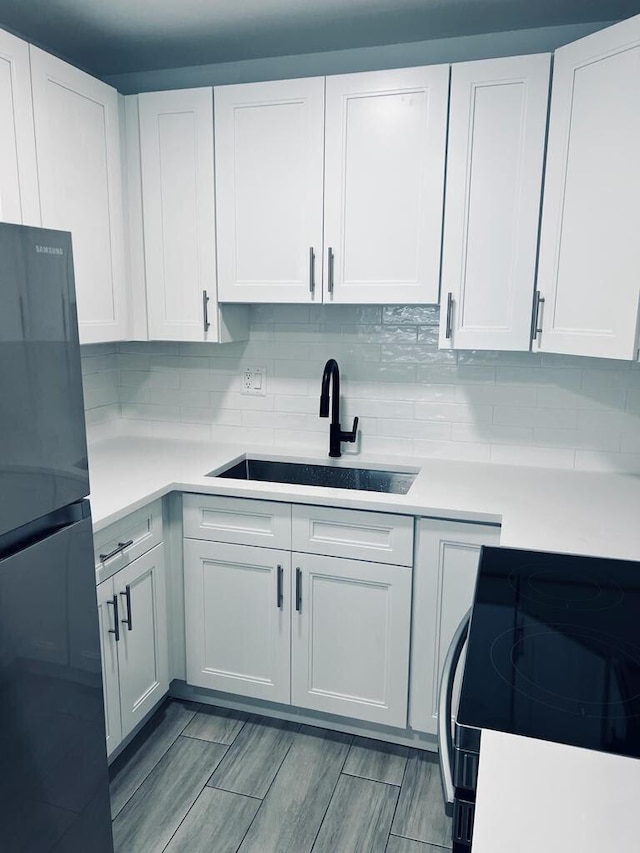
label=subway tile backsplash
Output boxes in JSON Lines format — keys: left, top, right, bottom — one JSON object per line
{"left": 80, "top": 305, "right": 640, "bottom": 473}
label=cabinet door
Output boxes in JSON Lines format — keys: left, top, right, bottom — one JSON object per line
{"left": 215, "top": 77, "right": 325, "bottom": 303}
{"left": 184, "top": 539, "right": 291, "bottom": 703}
{"left": 29, "top": 47, "right": 127, "bottom": 343}
{"left": 139, "top": 88, "right": 220, "bottom": 341}
{"left": 0, "top": 29, "right": 39, "bottom": 226}
{"left": 409, "top": 519, "right": 500, "bottom": 736}
{"left": 96, "top": 578, "right": 122, "bottom": 756}
{"left": 535, "top": 15, "right": 640, "bottom": 359}
{"left": 440, "top": 55, "right": 550, "bottom": 351}
{"left": 291, "top": 552, "right": 411, "bottom": 727}
{"left": 114, "top": 543, "right": 169, "bottom": 740}
{"left": 323, "top": 66, "right": 449, "bottom": 305}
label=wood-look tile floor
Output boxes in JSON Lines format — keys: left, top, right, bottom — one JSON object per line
{"left": 109, "top": 699, "right": 453, "bottom": 853}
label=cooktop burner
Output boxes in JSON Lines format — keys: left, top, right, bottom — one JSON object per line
{"left": 507, "top": 566, "right": 625, "bottom": 611}
{"left": 457, "top": 546, "right": 640, "bottom": 759}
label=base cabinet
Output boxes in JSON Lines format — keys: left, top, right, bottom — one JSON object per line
{"left": 183, "top": 539, "right": 291, "bottom": 704}
{"left": 97, "top": 543, "right": 169, "bottom": 756}
{"left": 409, "top": 518, "right": 500, "bottom": 736}
{"left": 291, "top": 552, "right": 411, "bottom": 727}
{"left": 182, "top": 496, "right": 414, "bottom": 728}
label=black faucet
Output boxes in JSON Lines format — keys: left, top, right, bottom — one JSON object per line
{"left": 319, "top": 359, "right": 359, "bottom": 458}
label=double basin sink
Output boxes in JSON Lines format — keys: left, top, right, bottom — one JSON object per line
{"left": 207, "top": 457, "right": 417, "bottom": 495}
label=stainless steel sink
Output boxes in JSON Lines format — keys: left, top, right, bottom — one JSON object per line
{"left": 207, "top": 458, "right": 417, "bottom": 494}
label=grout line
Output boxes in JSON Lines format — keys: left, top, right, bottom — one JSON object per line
{"left": 110, "top": 698, "right": 202, "bottom": 820}
{"left": 306, "top": 734, "right": 354, "bottom": 853}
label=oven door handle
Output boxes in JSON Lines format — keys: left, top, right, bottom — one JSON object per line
{"left": 438, "top": 607, "right": 472, "bottom": 814}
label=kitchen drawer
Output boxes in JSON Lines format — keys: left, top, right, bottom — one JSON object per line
{"left": 94, "top": 499, "right": 163, "bottom": 583}
{"left": 183, "top": 494, "right": 291, "bottom": 549}
{"left": 292, "top": 505, "right": 414, "bottom": 566}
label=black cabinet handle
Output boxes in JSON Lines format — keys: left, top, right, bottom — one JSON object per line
{"left": 121, "top": 584, "right": 132, "bottom": 631}
{"left": 99, "top": 540, "right": 133, "bottom": 562}
{"left": 276, "top": 565, "right": 283, "bottom": 609}
{"left": 107, "top": 594, "right": 120, "bottom": 642}
{"left": 295, "top": 567, "right": 302, "bottom": 612}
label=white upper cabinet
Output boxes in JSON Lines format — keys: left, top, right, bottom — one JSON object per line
{"left": 215, "top": 77, "right": 325, "bottom": 303}
{"left": 137, "top": 87, "right": 248, "bottom": 341}
{"left": 29, "top": 47, "right": 127, "bottom": 343}
{"left": 535, "top": 15, "right": 640, "bottom": 360}
{"left": 324, "top": 66, "right": 449, "bottom": 304}
{"left": 439, "top": 54, "right": 550, "bottom": 351}
{"left": 0, "top": 29, "right": 39, "bottom": 226}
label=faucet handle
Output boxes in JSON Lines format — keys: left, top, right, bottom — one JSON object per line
{"left": 343, "top": 416, "right": 359, "bottom": 443}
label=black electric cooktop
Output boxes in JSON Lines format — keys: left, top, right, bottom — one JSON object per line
{"left": 457, "top": 546, "right": 640, "bottom": 759}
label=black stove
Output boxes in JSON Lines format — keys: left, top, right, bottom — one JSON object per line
{"left": 457, "top": 546, "right": 640, "bottom": 758}
{"left": 446, "top": 546, "right": 640, "bottom": 852}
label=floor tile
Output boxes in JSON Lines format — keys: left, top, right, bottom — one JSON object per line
{"left": 343, "top": 736, "right": 408, "bottom": 786}
{"left": 164, "top": 787, "right": 260, "bottom": 853}
{"left": 312, "top": 773, "right": 399, "bottom": 853}
{"left": 110, "top": 699, "right": 201, "bottom": 818}
{"left": 386, "top": 835, "right": 450, "bottom": 852}
{"left": 207, "top": 715, "right": 299, "bottom": 798}
{"left": 238, "top": 726, "right": 352, "bottom": 853}
{"left": 391, "top": 752, "right": 452, "bottom": 848}
{"left": 182, "top": 704, "right": 248, "bottom": 745}
{"left": 112, "top": 735, "right": 227, "bottom": 853}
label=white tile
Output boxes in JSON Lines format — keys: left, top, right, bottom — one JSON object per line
{"left": 456, "top": 384, "right": 537, "bottom": 407}
{"left": 147, "top": 388, "right": 210, "bottom": 408}
{"left": 490, "top": 444, "right": 575, "bottom": 469}
{"left": 414, "top": 401, "right": 493, "bottom": 424}
{"left": 381, "top": 344, "right": 456, "bottom": 364}
{"left": 182, "top": 407, "right": 242, "bottom": 426}
{"left": 342, "top": 398, "right": 415, "bottom": 419}
{"left": 493, "top": 406, "right": 578, "bottom": 429}
{"left": 210, "top": 425, "right": 275, "bottom": 445}
{"left": 382, "top": 305, "right": 439, "bottom": 325}
{"left": 308, "top": 343, "right": 380, "bottom": 363}
{"left": 316, "top": 305, "right": 382, "bottom": 324}
{"left": 274, "top": 429, "right": 327, "bottom": 453}
{"left": 120, "top": 403, "right": 181, "bottom": 422}
{"left": 458, "top": 350, "right": 542, "bottom": 367}
{"left": 376, "top": 418, "right": 451, "bottom": 440}
{"left": 533, "top": 427, "right": 620, "bottom": 452}
{"left": 342, "top": 324, "right": 417, "bottom": 343}
{"left": 275, "top": 395, "right": 320, "bottom": 414}
{"left": 343, "top": 363, "right": 417, "bottom": 383}
{"left": 412, "top": 439, "right": 491, "bottom": 462}
{"left": 241, "top": 411, "right": 308, "bottom": 430}
{"left": 417, "top": 365, "right": 496, "bottom": 384}
{"left": 574, "top": 450, "right": 640, "bottom": 474}
{"left": 120, "top": 369, "right": 180, "bottom": 389}
{"left": 452, "top": 423, "right": 533, "bottom": 445}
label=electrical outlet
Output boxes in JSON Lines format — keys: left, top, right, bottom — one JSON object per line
{"left": 240, "top": 365, "right": 267, "bottom": 396}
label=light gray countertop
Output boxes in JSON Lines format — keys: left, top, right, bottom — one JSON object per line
{"left": 87, "top": 435, "right": 640, "bottom": 561}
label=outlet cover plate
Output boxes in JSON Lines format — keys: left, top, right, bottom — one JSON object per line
{"left": 241, "top": 365, "right": 267, "bottom": 396}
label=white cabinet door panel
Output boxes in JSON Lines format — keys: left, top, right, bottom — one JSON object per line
{"left": 0, "top": 29, "right": 39, "bottom": 226}
{"left": 184, "top": 540, "right": 291, "bottom": 704}
{"left": 440, "top": 54, "right": 550, "bottom": 351}
{"left": 30, "top": 47, "right": 127, "bottom": 343}
{"left": 114, "top": 543, "right": 169, "bottom": 739}
{"left": 215, "top": 77, "right": 325, "bottom": 303}
{"left": 291, "top": 552, "right": 411, "bottom": 727}
{"left": 139, "top": 88, "right": 220, "bottom": 341}
{"left": 96, "top": 578, "right": 122, "bottom": 756}
{"left": 535, "top": 15, "right": 640, "bottom": 359}
{"left": 409, "top": 518, "right": 500, "bottom": 735}
{"left": 323, "top": 66, "right": 449, "bottom": 304}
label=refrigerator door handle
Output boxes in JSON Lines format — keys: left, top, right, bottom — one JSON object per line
{"left": 438, "top": 607, "right": 471, "bottom": 814}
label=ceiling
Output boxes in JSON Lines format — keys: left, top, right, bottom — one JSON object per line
{"left": 1, "top": 0, "right": 639, "bottom": 77}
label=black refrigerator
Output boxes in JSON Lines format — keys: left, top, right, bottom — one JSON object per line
{"left": 0, "top": 223, "right": 114, "bottom": 851}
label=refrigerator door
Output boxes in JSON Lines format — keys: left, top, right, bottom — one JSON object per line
{"left": 0, "top": 223, "right": 90, "bottom": 537}
{"left": 0, "top": 512, "right": 113, "bottom": 852}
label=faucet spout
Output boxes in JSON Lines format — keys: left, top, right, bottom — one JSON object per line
{"left": 319, "top": 358, "right": 358, "bottom": 458}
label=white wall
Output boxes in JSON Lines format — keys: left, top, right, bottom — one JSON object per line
{"left": 81, "top": 306, "right": 640, "bottom": 473}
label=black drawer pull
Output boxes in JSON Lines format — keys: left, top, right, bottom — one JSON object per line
{"left": 99, "top": 540, "right": 133, "bottom": 562}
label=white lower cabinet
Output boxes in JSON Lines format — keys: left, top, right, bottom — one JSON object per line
{"left": 291, "top": 552, "right": 411, "bottom": 728}
{"left": 183, "top": 539, "right": 291, "bottom": 704}
{"left": 97, "top": 543, "right": 169, "bottom": 756}
{"left": 182, "top": 497, "right": 414, "bottom": 728}
{"left": 409, "top": 518, "right": 500, "bottom": 736}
